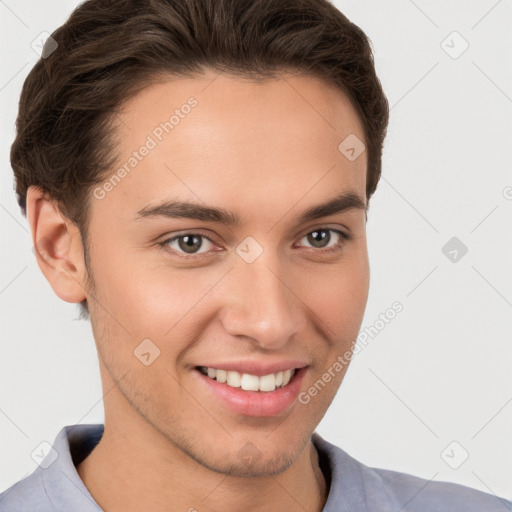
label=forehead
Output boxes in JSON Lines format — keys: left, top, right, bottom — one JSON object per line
{"left": 119, "top": 70, "right": 365, "bottom": 148}
{"left": 91, "top": 70, "right": 367, "bottom": 227}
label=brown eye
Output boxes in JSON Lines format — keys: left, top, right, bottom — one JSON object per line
{"left": 159, "top": 227, "right": 350, "bottom": 260}
{"left": 176, "top": 234, "right": 203, "bottom": 254}
{"left": 160, "top": 233, "right": 216, "bottom": 257}
{"left": 305, "top": 229, "right": 331, "bottom": 249}
{"left": 299, "top": 229, "right": 349, "bottom": 252}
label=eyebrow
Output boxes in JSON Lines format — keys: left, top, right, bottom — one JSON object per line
{"left": 134, "top": 191, "right": 366, "bottom": 226}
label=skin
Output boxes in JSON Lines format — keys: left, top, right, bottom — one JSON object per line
{"left": 27, "top": 69, "right": 370, "bottom": 512}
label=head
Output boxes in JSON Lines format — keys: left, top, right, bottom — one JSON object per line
{"left": 13, "top": 0, "right": 388, "bottom": 476}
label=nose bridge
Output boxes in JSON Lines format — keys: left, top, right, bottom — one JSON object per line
{"left": 220, "top": 244, "right": 304, "bottom": 348}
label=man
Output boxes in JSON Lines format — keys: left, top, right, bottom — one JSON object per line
{"left": 1, "top": 0, "right": 510, "bottom": 510}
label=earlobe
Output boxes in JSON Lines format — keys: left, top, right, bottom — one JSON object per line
{"left": 26, "top": 186, "right": 88, "bottom": 304}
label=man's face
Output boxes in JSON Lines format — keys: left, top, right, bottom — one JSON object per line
{"left": 85, "top": 70, "right": 369, "bottom": 476}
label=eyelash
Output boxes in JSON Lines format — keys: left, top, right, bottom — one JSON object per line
{"left": 158, "top": 228, "right": 352, "bottom": 260}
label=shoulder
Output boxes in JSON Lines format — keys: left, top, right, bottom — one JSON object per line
{"left": 0, "top": 423, "right": 104, "bottom": 512}
{"left": 0, "top": 469, "right": 50, "bottom": 511}
{"left": 366, "top": 465, "right": 512, "bottom": 512}
{"left": 313, "top": 433, "right": 512, "bottom": 512}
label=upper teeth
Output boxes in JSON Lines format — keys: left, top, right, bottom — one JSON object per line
{"left": 199, "top": 367, "right": 296, "bottom": 392}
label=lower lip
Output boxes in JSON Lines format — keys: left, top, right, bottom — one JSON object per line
{"left": 195, "top": 367, "right": 307, "bottom": 417}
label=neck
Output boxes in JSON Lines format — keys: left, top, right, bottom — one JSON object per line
{"left": 76, "top": 418, "right": 327, "bottom": 512}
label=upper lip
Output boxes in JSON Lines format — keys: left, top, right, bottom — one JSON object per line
{"left": 196, "top": 360, "right": 308, "bottom": 376}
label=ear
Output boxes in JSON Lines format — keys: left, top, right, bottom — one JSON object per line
{"left": 26, "top": 186, "right": 89, "bottom": 304}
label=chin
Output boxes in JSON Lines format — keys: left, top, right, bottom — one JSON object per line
{"left": 202, "top": 449, "right": 297, "bottom": 478}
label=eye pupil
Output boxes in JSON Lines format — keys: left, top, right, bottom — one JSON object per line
{"left": 307, "top": 230, "right": 330, "bottom": 248}
{"left": 179, "top": 234, "right": 202, "bottom": 253}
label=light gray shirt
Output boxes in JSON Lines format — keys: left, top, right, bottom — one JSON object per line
{"left": 0, "top": 424, "right": 510, "bottom": 511}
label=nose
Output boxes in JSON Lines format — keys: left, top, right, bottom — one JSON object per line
{"left": 218, "top": 248, "right": 306, "bottom": 351}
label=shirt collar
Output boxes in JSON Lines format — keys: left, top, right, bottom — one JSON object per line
{"left": 41, "top": 423, "right": 104, "bottom": 511}
{"left": 40, "top": 423, "right": 366, "bottom": 512}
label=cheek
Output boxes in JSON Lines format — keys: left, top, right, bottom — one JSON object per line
{"left": 302, "top": 250, "right": 369, "bottom": 337}
{"left": 88, "top": 243, "right": 222, "bottom": 363}
{"left": 87, "top": 242, "right": 183, "bottom": 337}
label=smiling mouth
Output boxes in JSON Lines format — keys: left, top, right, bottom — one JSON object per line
{"left": 196, "top": 366, "right": 297, "bottom": 392}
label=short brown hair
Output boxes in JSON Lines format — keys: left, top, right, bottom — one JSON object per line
{"left": 11, "top": 0, "right": 389, "bottom": 318}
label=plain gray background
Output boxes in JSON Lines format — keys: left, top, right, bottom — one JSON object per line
{"left": 1, "top": 0, "right": 511, "bottom": 501}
